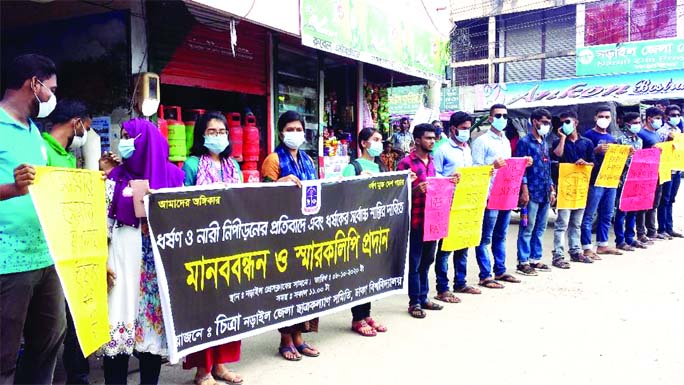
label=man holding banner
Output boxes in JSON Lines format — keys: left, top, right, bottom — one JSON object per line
{"left": 657, "top": 105, "right": 683, "bottom": 238}
{"left": 637, "top": 107, "right": 667, "bottom": 242}
{"left": 581, "top": 106, "right": 624, "bottom": 259}
{"left": 0, "top": 54, "right": 66, "bottom": 384}
{"left": 472, "top": 104, "right": 525, "bottom": 288}
{"left": 515, "top": 108, "right": 555, "bottom": 276}
{"left": 397, "top": 123, "right": 442, "bottom": 318}
{"left": 432, "top": 112, "right": 481, "bottom": 301}
{"left": 552, "top": 111, "right": 595, "bottom": 268}
{"left": 614, "top": 112, "right": 645, "bottom": 251}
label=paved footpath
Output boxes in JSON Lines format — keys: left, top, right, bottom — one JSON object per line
{"left": 59, "top": 200, "right": 684, "bottom": 385}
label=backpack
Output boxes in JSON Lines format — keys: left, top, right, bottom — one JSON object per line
{"left": 351, "top": 160, "right": 362, "bottom": 176}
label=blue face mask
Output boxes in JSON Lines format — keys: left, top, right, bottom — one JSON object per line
{"left": 204, "top": 134, "right": 230, "bottom": 155}
{"left": 491, "top": 117, "right": 507, "bottom": 131}
{"left": 628, "top": 124, "right": 641, "bottom": 135}
{"left": 435, "top": 127, "right": 443, "bottom": 137}
{"left": 561, "top": 122, "right": 574, "bottom": 136}
{"left": 652, "top": 118, "right": 663, "bottom": 129}
{"left": 669, "top": 116, "right": 681, "bottom": 127}
{"left": 454, "top": 129, "right": 470, "bottom": 143}
{"left": 118, "top": 138, "right": 136, "bottom": 159}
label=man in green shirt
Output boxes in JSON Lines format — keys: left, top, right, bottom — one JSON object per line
{"left": 43, "top": 100, "right": 90, "bottom": 168}
{"left": 0, "top": 54, "right": 65, "bottom": 385}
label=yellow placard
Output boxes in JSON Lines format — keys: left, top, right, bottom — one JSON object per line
{"left": 655, "top": 142, "right": 674, "bottom": 184}
{"left": 29, "top": 167, "right": 109, "bottom": 356}
{"left": 442, "top": 165, "right": 492, "bottom": 251}
{"left": 672, "top": 134, "right": 684, "bottom": 171}
{"left": 557, "top": 163, "right": 593, "bottom": 210}
{"left": 594, "top": 144, "right": 631, "bottom": 188}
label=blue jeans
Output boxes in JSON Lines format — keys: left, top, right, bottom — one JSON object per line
{"left": 475, "top": 209, "right": 511, "bottom": 280}
{"left": 553, "top": 209, "right": 584, "bottom": 260}
{"left": 517, "top": 201, "right": 549, "bottom": 264}
{"left": 408, "top": 228, "right": 436, "bottom": 306}
{"left": 614, "top": 209, "right": 637, "bottom": 246}
{"left": 658, "top": 171, "right": 681, "bottom": 234}
{"left": 581, "top": 186, "right": 617, "bottom": 248}
{"left": 434, "top": 241, "right": 468, "bottom": 293}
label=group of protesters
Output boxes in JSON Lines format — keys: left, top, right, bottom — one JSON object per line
{"left": 1, "top": 53, "right": 682, "bottom": 385}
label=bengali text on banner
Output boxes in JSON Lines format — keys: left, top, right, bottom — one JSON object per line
{"left": 442, "top": 166, "right": 492, "bottom": 251}
{"left": 594, "top": 144, "right": 631, "bottom": 188}
{"left": 619, "top": 148, "right": 660, "bottom": 212}
{"left": 423, "top": 177, "right": 456, "bottom": 242}
{"left": 486, "top": 158, "right": 527, "bottom": 210}
{"left": 557, "top": 163, "right": 593, "bottom": 210}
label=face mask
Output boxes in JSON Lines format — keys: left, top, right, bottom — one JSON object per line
{"left": 34, "top": 80, "right": 57, "bottom": 118}
{"left": 367, "top": 141, "right": 383, "bottom": 157}
{"left": 204, "top": 134, "right": 229, "bottom": 155}
{"left": 118, "top": 138, "right": 136, "bottom": 159}
{"left": 652, "top": 118, "right": 663, "bottom": 129}
{"left": 561, "top": 122, "right": 574, "bottom": 136}
{"left": 283, "top": 131, "right": 306, "bottom": 150}
{"left": 596, "top": 118, "right": 611, "bottom": 129}
{"left": 455, "top": 129, "right": 470, "bottom": 143}
{"left": 491, "top": 117, "right": 507, "bottom": 131}
{"left": 669, "top": 116, "right": 682, "bottom": 126}
{"left": 435, "top": 127, "right": 443, "bottom": 137}
{"left": 68, "top": 123, "right": 88, "bottom": 150}
{"left": 628, "top": 124, "right": 641, "bottom": 135}
{"left": 537, "top": 124, "right": 550, "bottom": 137}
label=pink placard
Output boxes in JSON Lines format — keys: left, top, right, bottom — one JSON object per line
{"left": 619, "top": 148, "right": 660, "bottom": 212}
{"left": 486, "top": 157, "right": 528, "bottom": 210}
{"left": 423, "top": 177, "right": 456, "bottom": 241}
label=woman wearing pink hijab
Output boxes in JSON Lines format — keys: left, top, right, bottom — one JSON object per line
{"left": 100, "top": 118, "right": 184, "bottom": 385}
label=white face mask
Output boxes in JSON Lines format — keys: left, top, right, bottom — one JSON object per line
{"left": 537, "top": 124, "right": 550, "bottom": 137}
{"left": 367, "top": 141, "right": 383, "bottom": 157}
{"left": 68, "top": 123, "right": 88, "bottom": 150}
{"left": 283, "top": 131, "right": 306, "bottom": 150}
{"left": 596, "top": 117, "right": 611, "bottom": 129}
{"left": 34, "top": 80, "right": 57, "bottom": 118}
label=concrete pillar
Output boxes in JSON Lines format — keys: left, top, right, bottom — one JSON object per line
{"left": 488, "top": 16, "right": 496, "bottom": 84}
{"left": 576, "top": 3, "right": 586, "bottom": 48}
{"left": 427, "top": 80, "right": 441, "bottom": 113}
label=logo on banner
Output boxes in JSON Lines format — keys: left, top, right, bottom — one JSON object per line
{"left": 302, "top": 182, "right": 321, "bottom": 215}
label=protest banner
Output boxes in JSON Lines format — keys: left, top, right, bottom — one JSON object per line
{"left": 423, "top": 177, "right": 456, "bottom": 241}
{"left": 557, "top": 164, "right": 593, "bottom": 210}
{"left": 672, "top": 133, "right": 684, "bottom": 171}
{"left": 442, "top": 166, "right": 492, "bottom": 251}
{"left": 594, "top": 144, "right": 630, "bottom": 188}
{"left": 147, "top": 173, "right": 410, "bottom": 363}
{"left": 655, "top": 142, "right": 674, "bottom": 183}
{"left": 29, "top": 167, "right": 109, "bottom": 356}
{"left": 619, "top": 148, "right": 660, "bottom": 212}
{"left": 486, "top": 158, "right": 527, "bottom": 210}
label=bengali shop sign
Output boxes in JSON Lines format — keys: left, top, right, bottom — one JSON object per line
{"left": 474, "top": 69, "right": 684, "bottom": 110}
{"left": 147, "top": 174, "right": 410, "bottom": 363}
{"left": 576, "top": 38, "right": 684, "bottom": 76}
{"left": 388, "top": 85, "right": 427, "bottom": 116}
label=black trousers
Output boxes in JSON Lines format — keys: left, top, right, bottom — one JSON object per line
{"left": 637, "top": 184, "right": 663, "bottom": 236}
{"left": 351, "top": 303, "right": 372, "bottom": 321}
{"left": 103, "top": 352, "right": 162, "bottom": 385}
{"left": 0, "top": 266, "right": 66, "bottom": 385}
{"left": 63, "top": 303, "right": 90, "bottom": 384}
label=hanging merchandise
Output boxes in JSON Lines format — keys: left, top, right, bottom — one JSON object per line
{"left": 363, "top": 83, "right": 390, "bottom": 136}
{"left": 165, "top": 106, "right": 186, "bottom": 161}
{"left": 184, "top": 109, "right": 206, "bottom": 156}
{"left": 157, "top": 104, "right": 168, "bottom": 140}
{"left": 226, "top": 112, "right": 243, "bottom": 162}
{"left": 242, "top": 113, "right": 260, "bottom": 162}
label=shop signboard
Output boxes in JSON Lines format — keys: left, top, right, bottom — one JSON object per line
{"left": 440, "top": 87, "right": 460, "bottom": 111}
{"left": 300, "top": 0, "right": 446, "bottom": 80}
{"left": 473, "top": 69, "right": 684, "bottom": 110}
{"left": 576, "top": 38, "right": 684, "bottom": 76}
{"left": 388, "top": 86, "right": 426, "bottom": 116}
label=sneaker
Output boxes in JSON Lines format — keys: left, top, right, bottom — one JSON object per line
{"left": 516, "top": 264, "right": 537, "bottom": 276}
{"left": 668, "top": 231, "right": 684, "bottom": 238}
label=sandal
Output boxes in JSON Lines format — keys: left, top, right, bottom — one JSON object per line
{"left": 278, "top": 345, "right": 302, "bottom": 361}
{"left": 583, "top": 249, "right": 601, "bottom": 260}
{"left": 495, "top": 273, "right": 521, "bottom": 283}
{"left": 455, "top": 285, "right": 482, "bottom": 294}
{"left": 434, "top": 291, "right": 461, "bottom": 303}
{"left": 596, "top": 246, "right": 622, "bottom": 255}
{"left": 408, "top": 305, "right": 426, "bottom": 319}
{"left": 616, "top": 243, "right": 635, "bottom": 251}
{"left": 365, "top": 317, "right": 387, "bottom": 332}
{"left": 552, "top": 259, "right": 571, "bottom": 269}
{"left": 478, "top": 279, "right": 504, "bottom": 289}
{"left": 570, "top": 254, "right": 594, "bottom": 263}
{"left": 421, "top": 301, "right": 444, "bottom": 310}
{"left": 213, "top": 368, "right": 244, "bottom": 385}
{"left": 195, "top": 374, "right": 218, "bottom": 385}
{"left": 295, "top": 342, "right": 320, "bottom": 357}
{"left": 351, "top": 320, "right": 377, "bottom": 337}
{"left": 529, "top": 262, "right": 551, "bottom": 272}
